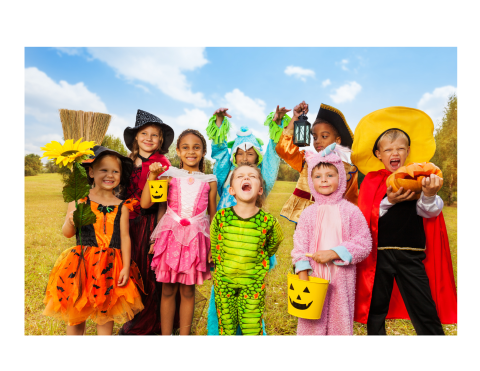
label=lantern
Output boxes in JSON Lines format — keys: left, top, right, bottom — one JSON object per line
{"left": 293, "top": 112, "right": 311, "bottom": 147}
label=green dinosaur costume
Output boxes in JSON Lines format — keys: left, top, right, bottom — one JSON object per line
{"left": 210, "top": 207, "right": 284, "bottom": 335}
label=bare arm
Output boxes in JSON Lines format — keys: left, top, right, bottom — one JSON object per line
{"left": 140, "top": 162, "right": 168, "bottom": 209}
{"left": 62, "top": 201, "right": 77, "bottom": 238}
{"left": 214, "top": 108, "right": 232, "bottom": 128}
{"left": 284, "top": 101, "right": 309, "bottom": 130}
{"left": 208, "top": 181, "right": 218, "bottom": 224}
{"left": 118, "top": 204, "right": 131, "bottom": 286}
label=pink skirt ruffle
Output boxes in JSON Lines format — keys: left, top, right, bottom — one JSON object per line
{"left": 151, "top": 230, "right": 211, "bottom": 285}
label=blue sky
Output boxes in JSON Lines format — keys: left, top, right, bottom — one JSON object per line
{"left": 25, "top": 47, "right": 456, "bottom": 160}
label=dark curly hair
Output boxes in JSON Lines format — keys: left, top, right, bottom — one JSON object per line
{"left": 176, "top": 129, "right": 207, "bottom": 173}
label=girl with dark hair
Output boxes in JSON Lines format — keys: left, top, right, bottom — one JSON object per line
{"left": 141, "top": 129, "right": 217, "bottom": 335}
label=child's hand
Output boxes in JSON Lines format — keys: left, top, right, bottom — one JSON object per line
{"left": 298, "top": 270, "right": 309, "bottom": 281}
{"left": 208, "top": 250, "right": 212, "bottom": 263}
{"left": 148, "top": 241, "right": 155, "bottom": 254}
{"left": 292, "top": 101, "right": 309, "bottom": 119}
{"left": 214, "top": 107, "right": 232, "bottom": 120}
{"left": 273, "top": 105, "right": 292, "bottom": 124}
{"left": 149, "top": 162, "right": 166, "bottom": 179}
{"left": 421, "top": 174, "right": 443, "bottom": 197}
{"left": 67, "top": 210, "right": 75, "bottom": 227}
{"left": 386, "top": 186, "right": 417, "bottom": 204}
{"left": 311, "top": 250, "right": 339, "bottom": 264}
{"left": 118, "top": 267, "right": 130, "bottom": 287}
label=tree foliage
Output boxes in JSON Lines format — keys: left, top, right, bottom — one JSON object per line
{"left": 277, "top": 158, "right": 300, "bottom": 182}
{"left": 44, "top": 161, "right": 59, "bottom": 173}
{"left": 101, "top": 134, "right": 128, "bottom": 156}
{"left": 431, "top": 94, "right": 457, "bottom": 205}
{"left": 25, "top": 154, "right": 43, "bottom": 176}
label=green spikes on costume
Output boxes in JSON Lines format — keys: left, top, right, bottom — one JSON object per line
{"left": 210, "top": 207, "right": 284, "bottom": 335}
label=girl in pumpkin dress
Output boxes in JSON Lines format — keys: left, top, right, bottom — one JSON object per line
{"left": 141, "top": 129, "right": 217, "bottom": 335}
{"left": 43, "top": 146, "right": 145, "bottom": 335}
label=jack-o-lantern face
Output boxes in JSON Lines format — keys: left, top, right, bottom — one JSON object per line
{"left": 289, "top": 283, "right": 313, "bottom": 310}
{"left": 386, "top": 162, "right": 442, "bottom": 200}
{"left": 287, "top": 274, "right": 329, "bottom": 320}
{"left": 148, "top": 180, "right": 168, "bottom": 202}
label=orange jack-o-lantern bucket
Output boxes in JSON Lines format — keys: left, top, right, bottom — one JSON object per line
{"left": 386, "top": 162, "right": 442, "bottom": 200}
{"left": 148, "top": 180, "right": 168, "bottom": 202}
{"left": 287, "top": 262, "right": 330, "bottom": 320}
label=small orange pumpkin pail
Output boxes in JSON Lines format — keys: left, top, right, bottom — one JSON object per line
{"left": 386, "top": 162, "right": 442, "bottom": 200}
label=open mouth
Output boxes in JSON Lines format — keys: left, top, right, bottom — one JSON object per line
{"left": 390, "top": 159, "right": 401, "bottom": 170}
{"left": 152, "top": 194, "right": 164, "bottom": 200}
{"left": 241, "top": 182, "right": 252, "bottom": 192}
{"left": 186, "top": 157, "right": 197, "bottom": 161}
{"left": 103, "top": 180, "right": 114, "bottom": 185}
{"left": 289, "top": 297, "right": 313, "bottom": 310}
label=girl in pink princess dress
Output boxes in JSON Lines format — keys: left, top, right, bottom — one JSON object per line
{"left": 140, "top": 129, "right": 217, "bottom": 335}
{"left": 291, "top": 143, "right": 372, "bottom": 335}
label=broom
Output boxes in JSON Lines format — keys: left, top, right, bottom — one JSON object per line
{"left": 59, "top": 109, "right": 111, "bottom": 145}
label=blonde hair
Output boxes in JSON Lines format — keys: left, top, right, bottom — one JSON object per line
{"left": 230, "top": 163, "right": 266, "bottom": 209}
{"left": 129, "top": 124, "right": 164, "bottom": 163}
{"left": 376, "top": 129, "right": 409, "bottom": 150}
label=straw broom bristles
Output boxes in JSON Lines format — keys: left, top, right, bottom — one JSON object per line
{"left": 59, "top": 109, "right": 111, "bottom": 145}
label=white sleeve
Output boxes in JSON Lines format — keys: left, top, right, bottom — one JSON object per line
{"left": 379, "top": 197, "right": 394, "bottom": 218}
{"left": 416, "top": 193, "right": 444, "bottom": 218}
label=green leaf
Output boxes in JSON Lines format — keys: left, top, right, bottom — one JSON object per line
{"left": 62, "top": 162, "right": 90, "bottom": 203}
{"left": 73, "top": 203, "right": 96, "bottom": 229}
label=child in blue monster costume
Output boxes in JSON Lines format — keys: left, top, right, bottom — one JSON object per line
{"left": 206, "top": 107, "right": 289, "bottom": 335}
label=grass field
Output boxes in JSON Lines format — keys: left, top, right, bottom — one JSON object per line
{"left": 25, "top": 174, "right": 457, "bottom": 335}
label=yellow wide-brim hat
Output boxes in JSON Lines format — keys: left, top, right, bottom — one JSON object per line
{"left": 351, "top": 106, "right": 436, "bottom": 175}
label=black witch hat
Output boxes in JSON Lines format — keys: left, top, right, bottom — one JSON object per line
{"left": 123, "top": 109, "right": 174, "bottom": 154}
{"left": 315, "top": 103, "right": 354, "bottom": 148}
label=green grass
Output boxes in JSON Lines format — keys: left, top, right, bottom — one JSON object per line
{"left": 25, "top": 175, "right": 457, "bottom": 335}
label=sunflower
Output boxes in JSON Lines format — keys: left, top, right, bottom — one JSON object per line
{"left": 40, "top": 138, "right": 96, "bottom": 170}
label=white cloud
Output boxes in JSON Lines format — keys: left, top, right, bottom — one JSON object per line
{"left": 83, "top": 47, "right": 212, "bottom": 107}
{"left": 134, "top": 84, "right": 150, "bottom": 93}
{"left": 322, "top": 79, "right": 331, "bottom": 87}
{"left": 338, "top": 59, "right": 349, "bottom": 71}
{"left": 25, "top": 67, "right": 108, "bottom": 123}
{"left": 222, "top": 89, "right": 266, "bottom": 125}
{"left": 330, "top": 81, "right": 362, "bottom": 104}
{"left": 417, "top": 85, "right": 457, "bottom": 125}
{"left": 284, "top": 65, "right": 315, "bottom": 82}
{"left": 56, "top": 47, "right": 83, "bottom": 56}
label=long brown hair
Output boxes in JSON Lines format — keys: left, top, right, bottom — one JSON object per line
{"left": 230, "top": 163, "right": 266, "bottom": 209}
{"left": 176, "top": 129, "right": 207, "bottom": 173}
{"left": 129, "top": 124, "right": 164, "bottom": 163}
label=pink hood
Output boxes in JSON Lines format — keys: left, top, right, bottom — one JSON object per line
{"left": 305, "top": 143, "right": 348, "bottom": 206}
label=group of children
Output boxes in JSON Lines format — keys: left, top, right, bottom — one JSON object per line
{"left": 43, "top": 102, "right": 457, "bottom": 336}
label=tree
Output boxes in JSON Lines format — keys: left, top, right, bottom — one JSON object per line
{"left": 277, "top": 158, "right": 300, "bottom": 182}
{"left": 101, "top": 134, "right": 129, "bottom": 156}
{"left": 25, "top": 154, "right": 43, "bottom": 176}
{"left": 431, "top": 94, "right": 457, "bottom": 205}
{"left": 44, "top": 161, "right": 59, "bottom": 173}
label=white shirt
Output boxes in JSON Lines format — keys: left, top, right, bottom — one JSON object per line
{"left": 379, "top": 192, "right": 444, "bottom": 219}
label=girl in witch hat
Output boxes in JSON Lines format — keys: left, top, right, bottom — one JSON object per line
{"left": 43, "top": 146, "right": 145, "bottom": 335}
{"left": 119, "top": 109, "right": 175, "bottom": 335}
{"left": 271, "top": 101, "right": 359, "bottom": 224}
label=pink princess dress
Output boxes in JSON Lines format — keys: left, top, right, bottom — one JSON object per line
{"left": 150, "top": 167, "right": 216, "bottom": 285}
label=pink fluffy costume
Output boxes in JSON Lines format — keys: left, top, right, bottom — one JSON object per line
{"left": 150, "top": 167, "right": 216, "bottom": 285}
{"left": 291, "top": 144, "right": 372, "bottom": 335}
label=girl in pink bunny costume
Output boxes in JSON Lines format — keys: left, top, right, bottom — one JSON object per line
{"left": 292, "top": 143, "right": 372, "bottom": 335}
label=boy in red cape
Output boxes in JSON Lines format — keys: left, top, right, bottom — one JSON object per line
{"left": 351, "top": 106, "right": 457, "bottom": 335}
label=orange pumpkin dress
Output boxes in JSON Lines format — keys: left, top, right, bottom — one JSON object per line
{"left": 43, "top": 197, "right": 145, "bottom": 326}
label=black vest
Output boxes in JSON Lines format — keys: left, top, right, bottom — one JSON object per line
{"left": 378, "top": 195, "right": 425, "bottom": 249}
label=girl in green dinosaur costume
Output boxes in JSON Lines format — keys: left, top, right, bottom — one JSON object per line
{"left": 210, "top": 163, "right": 284, "bottom": 335}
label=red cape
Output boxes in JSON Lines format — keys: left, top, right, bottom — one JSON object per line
{"left": 354, "top": 169, "right": 457, "bottom": 324}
